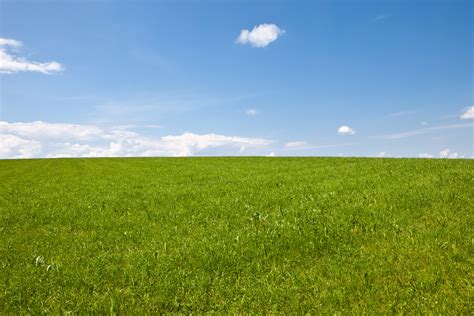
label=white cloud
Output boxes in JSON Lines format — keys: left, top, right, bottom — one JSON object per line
{"left": 0, "top": 121, "right": 272, "bottom": 159}
{"left": 245, "top": 109, "right": 258, "bottom": 116}
{"left": 418, "top": 153, "right": 433, "bottom": 158}
{"left": 285, "top": 141, "right": 308, "bottom": 148}
{"left": 460, "top": 106, "right": 474, "bottom": 119}
{"left": 337, "top": 125, "right": 356, "bottom": 135}
{"left": 378, "top": 152, "right": 386, "bottom": 157}
{"left": 0, "top": 134, "right": 42, "bottom": 159}
{"left": 439, "top": 149, "right": 459, "bottom": 159}
{"left": 266, "top": 152, "right": 276, "bottom": 157}
{"left": 236, "top": 24, "right": 284, "bottom": 48}
{"left": 0, "top": 37, "right": 63, "bottom": 74}
{"left": 0, "top": 121, "right": 103, "bottom": 140}
{"left": 0, "top": 38, "right": 22, "bottom": 47}
{"left": 160, "top": 133, "right": 270, "bottom": 156}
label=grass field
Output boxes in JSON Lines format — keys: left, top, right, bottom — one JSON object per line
{"left": 0, "top": 157, "right": 472, "bottom": 313}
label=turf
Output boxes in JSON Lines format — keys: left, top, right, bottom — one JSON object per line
{"left": 0, "top": 157, "right": 472, "bottom": 313}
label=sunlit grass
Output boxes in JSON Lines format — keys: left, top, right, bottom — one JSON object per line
{"left": 0, "top": 157, "right": 472, "bottom": 313}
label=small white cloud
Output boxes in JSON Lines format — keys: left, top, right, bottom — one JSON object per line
{"left": 418, "top": 153, "right": 433, "bottom": 158}
{"left": 245, "top": 109, "right": 258, "bottom": 116}
{"left": 337, "top": 125, "right": 356, "bottom": 135}
{"left": 440, "top": 149, "right": 459, "bottom": 159}
{"left": 460, "top": 106, "right": 474, "bottom": 119}
{"left": 266, "top": 152, "right": 276, "bottom": 157}
{"left": 236, "top": 24, "right": 284, "bottom": 48}
{"left": 285, "top": 141, "right": 308, "bottom": 148}
{"left": 378, "top": 152, "right": 386, "bottom": 157}
{"left": 0, "top": 37, "right": 63, "bottom": 74}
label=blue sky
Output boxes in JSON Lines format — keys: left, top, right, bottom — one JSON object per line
{"left": 1, "top": 0, "right": 472, "bottom": 158}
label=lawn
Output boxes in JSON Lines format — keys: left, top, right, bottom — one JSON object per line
{"left": 0, "top": 157, "right": 472, "bottom": 313}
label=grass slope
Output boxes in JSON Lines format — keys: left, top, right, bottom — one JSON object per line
{"left": 0, "top": 157, "right": 472, "bottom": 313}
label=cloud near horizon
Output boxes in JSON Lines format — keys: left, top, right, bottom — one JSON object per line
{"left": 0, "top": 37, "right": 63, "bottom": 74}
{"left": 0, "top": 121, "right": 271, "bottom": 159}
{"left": 439, "top": 149, "right": 460, "bottom": 159}
{"left": 236, "top": 24, "right": 284, "bottom": 48}
{"left": 418, "top": 153, "right": 433, "bottom": 158}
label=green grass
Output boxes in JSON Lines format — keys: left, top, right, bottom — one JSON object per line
{"left": 0, "top": 157, "right": 472, "bottom": 313}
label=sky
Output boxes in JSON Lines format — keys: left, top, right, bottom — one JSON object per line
{"left": 0, "top": 0, "right": 473, "bottom": 159}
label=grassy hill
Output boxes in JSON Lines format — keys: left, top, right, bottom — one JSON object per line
{"left": 0, "top": 157, "right": 472, "bottom": 313}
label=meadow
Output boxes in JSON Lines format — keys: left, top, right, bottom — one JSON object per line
{"left": 0, "top": 157, "right": 472, "bottom": 313}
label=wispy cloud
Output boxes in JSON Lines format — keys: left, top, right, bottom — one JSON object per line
{"left": 372, "top": 14, "right": 390, "bottom": 23}
{"left": 144, "top": 124, "right": 163, "bottom": 129}
{"left": 285, "top": 141, "right": 308, "bottom": 148}
{"left": 308, "top": 143, "right": 356, "bottom": 150}
{"left": 386, "top": 111, "right": 416, "bottom": 118}
{"left": 283, "top": 141, "right": 355, "bottom": 151}
{"left": 245, "top": 109, "right": 258, "bottom": 116}
{"left": 0, "top": 121, "right": 272, "bottom": 159}
{"left": 0, "top": 37, "right": 63, "bottom": 74}
{"left": 91, "top": 93, "right": 257, "bottom": 124}
{"left": 236, "top": 24, "right": 284, "bottom": 48}
{"left": 376, "top": 123, "right": 474, "bottom": 139}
